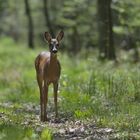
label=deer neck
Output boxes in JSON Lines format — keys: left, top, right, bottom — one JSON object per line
{"left": 50, "top": 53, "right": 57, "bottom": 64}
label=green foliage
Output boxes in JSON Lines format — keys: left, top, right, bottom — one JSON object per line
{"left": 60, "top": 92, "right": 93, "bottom": 118}
{"left": 0, "top": 39, "right": 140, "bottom": 139}
{"left": 0, "top": 124, "right": 38, "bottom": 140}
{"left": 57, "top": 0, "right": 97, "bottom": 49}
{"left": 0, "top": 38, "right": 38, "bottom": 103}
{"left": 0, "top": 0, "right": 98, "bottom": 50}
{"left": 40, "top": 128, "right": 53, "bottom": 140}
{"left": 113, "top": 0, "right": 140, "bottom": 37}
{"left": 87, "top": 70, "right": 140, "bottom": 131}
{"left": 1, "top": 0, "right": 140, "bottom": 53}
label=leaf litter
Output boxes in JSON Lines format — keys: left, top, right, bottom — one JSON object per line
{"left": 0, "top": 102, "right": 138, "bottom": 140}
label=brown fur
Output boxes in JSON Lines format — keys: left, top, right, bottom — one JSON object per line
{"left": 35, "top": 31, "right": 64, "bottom": 121}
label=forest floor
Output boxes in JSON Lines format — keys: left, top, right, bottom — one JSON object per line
{"left": 0, "top": 39, "right": 140, "bottom": 140}
{"left": 0, "top": 101, "right": 129, "bottom": 140}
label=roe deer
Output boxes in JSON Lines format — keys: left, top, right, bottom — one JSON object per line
{"left": 35, "top": 31, "right": 64, "bottom": 121}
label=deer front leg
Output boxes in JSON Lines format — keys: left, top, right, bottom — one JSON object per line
{"left": 43, "top": 83, "right": 48, "bottom": 121}
{"left": 53, "top": 82, "right": 58, "bottom": 118}
{"left": 36, "top": 75, "right": 44, "bottom": 121}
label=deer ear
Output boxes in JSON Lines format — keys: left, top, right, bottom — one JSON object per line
{"left": 44, "top": 32, "right": 52, "bottom": 42}
{"left": 56, "top": 30, "right": 64, "bottom": 42}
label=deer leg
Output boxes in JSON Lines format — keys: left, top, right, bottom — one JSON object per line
{"left": 41, "top": 86, "right": 44, "bottom": 121}
{"left": 43, "top": 83, "right": 48, "bottom": 121}
{"left": 53, "top": 82, "right": 58, "bottom": 118}
{"left": 36, "top": 75, "right": 44, "bottom": 121}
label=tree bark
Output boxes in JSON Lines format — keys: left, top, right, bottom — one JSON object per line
{"left": 70, "top": 26, "right": 80, "bottom": 54}
{"left": 43, "top": 0, "right": 55, "bottom": 37}
{"left": 24, "top": 0, "right": 34, "bottom": 48}
{"left": 97, "top": 0, "right": 116, "bottom": 60}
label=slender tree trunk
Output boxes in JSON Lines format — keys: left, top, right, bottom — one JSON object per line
{"left": 70, "top": 26, "right": 80, "bottom": 54}
{"left": 43, "top": 0, "right": 55, "bottom": 37}
{"left": 24, "top": 0, "right": 34, "bottom": 48}
{"left": 108, "top": 0, "right": 116, "bottom": 59}
{"left": 97, "top": 0, "right": 107, "bottom": 59}
{"left": 12, "top": 0, "right": 20, "bottom": 42}
{"left": 97, "top": 0, "right": 116, "bottom": 60}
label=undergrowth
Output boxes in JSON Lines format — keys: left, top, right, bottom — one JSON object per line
{"left": 0, "top": 38, "right": 140, "bottom": 139}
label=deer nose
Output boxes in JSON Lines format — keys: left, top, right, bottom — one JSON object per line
{"left": 52, "top": 48, "right": 57, "bottom": 53}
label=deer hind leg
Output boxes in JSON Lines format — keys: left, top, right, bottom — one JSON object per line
{"left": 53, "top": 82, "right": 58, "bottom": 118}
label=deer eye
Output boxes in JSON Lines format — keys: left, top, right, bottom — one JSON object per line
{"left": 50, "top": 43, "right": 54, "bottom": 47}
{"left": 49, "top": 44, "right": 53, "bottom": 49}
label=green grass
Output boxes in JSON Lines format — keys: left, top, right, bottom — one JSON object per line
{"left": 0, "top": 38, "right": 140, "bottom": 139}
{"left": 0, "top": 124, "right": 39, "bottom": 140}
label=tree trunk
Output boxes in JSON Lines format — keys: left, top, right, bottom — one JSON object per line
{"left": 70, "top": 26, "right": 80, "bottom": 54}
{"left": 97, "top": 0, "right": 116, "bottom": 60}
{"left": 24, "top": 0, "right": 34, "bottom": 48}
{"left": 43, "top": 0, "right": 55, "bottom": 37}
